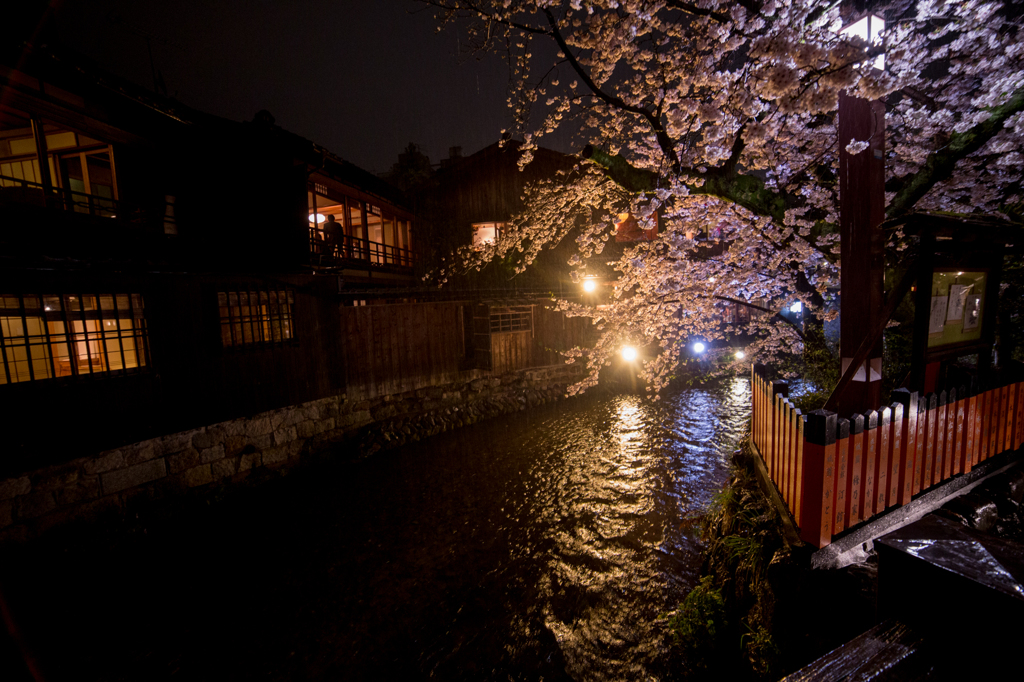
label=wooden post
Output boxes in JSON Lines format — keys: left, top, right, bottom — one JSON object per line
{"left": 943, "top": 388, "right": 957, "bottom": 481}
{"left": 965, "top": 388, "right": 978, "bottom": 473}
{"left": 835, "top": 418, "right": 851, "bottom": 531}
{"left": 892, "top": 389, "right": 918, "bottom": 506}
{"left": 917, "top": 393, "right": 933, "bottom": 493}
{"left": 1014, "top": 382, "right": 1024, "bottom": 451}
{"left": 837, "top": 92, "right": 886, "bottom": 414}
{"left": 863, "top": 409, "right": 878, "bottom": 519}
{"left": 933, "top": 390, "right": 947, "bottom": 486}
{"left": 887, "top": 402, "right": 903, "bottom": 509}
{"left": 802, "top": 410, "right": 838, "bottom": 548}
{"left": 876, "top": 406, "right": 891, "bottom": 513}
{"left": 923, "top": 394, "right": 937, "bottom": 489}
{"left": 848, "top": 413, "right": 865, "bottom": 526}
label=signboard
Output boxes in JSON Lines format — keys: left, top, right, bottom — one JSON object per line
{"left": 926, "top": 270, "right": 986, "bottom": 349}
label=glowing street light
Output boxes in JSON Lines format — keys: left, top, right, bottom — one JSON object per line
{"left": 735, "top": 350, "right": 746, "bottom": 360}
{"left": 583, "top": 279, "right": 597, "bottom": 293}
{"left": 693, "top": 341, "right": 706, "bottom": 354}
{"left": 621, "top": 345, "right": 638, "bottom": 362}
{"left": 790, "top": 301, "right": 803, "bottom": 313}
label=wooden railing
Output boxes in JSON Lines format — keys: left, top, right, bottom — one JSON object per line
{"left": 0, "top": 174, "right": 117, "bottom": 218}
{"left": 309, "top": 232, "right": 413, "bottom": 269}
{"left": 750, "top": 364, "right": 1024, "bottom": 548}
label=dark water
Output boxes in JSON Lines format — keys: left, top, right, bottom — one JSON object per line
{"left": 2, "top": 378, "right": 751, "bottom": 681}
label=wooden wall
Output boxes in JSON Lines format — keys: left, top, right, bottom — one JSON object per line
{"left": 340, "top": 301, "right": 468, "bottom": 398}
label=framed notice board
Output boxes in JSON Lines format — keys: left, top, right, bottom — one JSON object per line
{"left": 926, "top": 269, "right": 987, "bottom": 349}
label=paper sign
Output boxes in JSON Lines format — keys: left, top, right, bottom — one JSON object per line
{"left": 963, "top": 294, "right": 982, "bottom": 331}
{"left": 947, "top": 284, "right": 969, "bottom": 322}
{"left": 929, "top": 296, "right": 948, "bottom": 335}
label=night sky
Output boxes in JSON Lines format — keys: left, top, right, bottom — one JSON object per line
{"left": 47, "top": 0, "right": 520, "bottom": 174}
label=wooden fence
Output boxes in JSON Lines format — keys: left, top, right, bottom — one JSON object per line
{"left": 750, "top": 364, "right": 1024, "bottom": 548}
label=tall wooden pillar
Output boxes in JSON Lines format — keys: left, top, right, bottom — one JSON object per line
{"left": 838, "top": 92, "right": 886, "bottom": 414}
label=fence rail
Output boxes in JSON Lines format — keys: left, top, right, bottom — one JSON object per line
{"left": 751, "top": 364, "right": 1024, "bottom": 548}
{"left": 0, "top": 173, "right": 118, "bottom": 218}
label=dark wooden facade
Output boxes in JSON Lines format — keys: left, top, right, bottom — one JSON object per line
{"left": 0, "top": 49, "right": 593, "bottom": 478}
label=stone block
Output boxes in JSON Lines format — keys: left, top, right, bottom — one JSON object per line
{"left": 191, "top": 428, "right": 220, "bottom": 450}
{"left": 123, "top": 443, "right": 158, "bottom": 467}
{"left": 251, "top": 434, "right": 273, "bottom": 449}
{"left": 337, "top": 410, "right": 372, "bottom": 430}
{"left": 83, "top": 450, "right": 125, "bottom": 475}
{"left": 15, "top": 491, "right": 56, "bottom": 520}
{"left": 238, "top": 451, "right": 262, "bottom": 472}
{"left": 56, "top": 476, "right": 101, "bottom": 506}
{"left": 221, "top": 420, "right": 246, "bottom": 437}
{"left": 224, "top": 435, "right": 249, "bottom": 457}
{"left": 0, "top": 476, "right": 31, "bottom": 501}
{"left": 273, "top": 426, "right": 298, "bottom": 445}
{"left": 199, "top": 444, "right": 226, "bottom": 464}
{"left": 296, "top": 421, "right": 318, "bottom": 439}
{"left": 101, "top": 458, "right": 167, "bottom": 495}
{"left": 303, "top": 404, "right": 323, "bottom": 421}
{"left": 30, "top": 464, "right": 79, "bottom": 492}
{"left": 182, "top": 464, "right": 213, "bottom": 488}
{"left": 166, "top": 448, "right": 201, "bottom": 474}
{"left": 153, "top": 431, "right": 194, "bottom": 456}
{"left": 212, "top": 457, "right": 239, "bottom": 480}
{"left": 262, "top": 446, "right": 289, "bottom": 467}
{"left": 245, "top": 417, "right": 273, "bottom": 438}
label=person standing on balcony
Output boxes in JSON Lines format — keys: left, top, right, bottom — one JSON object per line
{"left": 323, "top": 214, "right": 341, "bottom": 259}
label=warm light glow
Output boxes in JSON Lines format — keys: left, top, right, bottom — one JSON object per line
{"left": 838, "top": 15, "right": 885, "bottom": 69}
{"left": 583, "top": 279, "right": 597, "bottom": 292}
{"left": 708, "top": 276, "right": 716, "bottom": 283}
{"left": 621, "top": 346, "right": 638, "bottom": 362}
{"left": 735, "top": 350, "right": 746, "bottom": 360}
{"left": 309, "top": 213, "right": 326, "bottom": 224}
{"left": 790, "top": 301, "right": 803, "bottom": 313}
{"left": 693, "top": 342, "right": 706, "bottom": 354}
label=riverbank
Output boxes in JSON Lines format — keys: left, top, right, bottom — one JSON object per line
{"left": 0, "top": 364, "right": 584, "bottom": 546}
{"left": 677, "top": 435, "right": 1024, "bottom": 680}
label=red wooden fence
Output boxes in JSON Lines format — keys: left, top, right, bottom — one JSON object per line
{"left": 751, "top": 364, "right": 1024, "bottom": 548}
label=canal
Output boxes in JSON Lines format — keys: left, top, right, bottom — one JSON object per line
{"left": 2, "top": 377, "right": 751, "bottom": 681}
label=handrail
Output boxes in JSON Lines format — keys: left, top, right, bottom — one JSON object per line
{"left": 0, "top": 173, "right": 118, "bottom": 218}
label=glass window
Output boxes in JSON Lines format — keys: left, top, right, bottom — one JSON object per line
{"left": 218, "top": 289, "right": 294, "bottom": 348}
{"left": 0, "top": 293, "right": 147, "bottom": 384}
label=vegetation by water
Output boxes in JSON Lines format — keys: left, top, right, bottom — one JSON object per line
{"left": 667, "top": 440, "right": 792, "bottom": 681}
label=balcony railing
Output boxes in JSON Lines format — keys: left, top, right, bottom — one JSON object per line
{"left": 0, "top": 173, "right": 120, "bottom": 218}
{"left": 309, "top": 232, "right": 413, "bottom": 269}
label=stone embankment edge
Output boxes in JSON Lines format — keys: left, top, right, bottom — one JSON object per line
{"left": 0, "top": 365, "right": 583, "bottom": 544}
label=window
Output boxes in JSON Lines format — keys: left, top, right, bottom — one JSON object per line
{"left": 472, "top": 222, "right": 506, "bottom": 249}
{"left": 218, "top": 290, "right": 294, "bottom": 347}
{"left": 0, "top": 293, "right": 147, "bottom": 385}
{"left": 490, "top": 306, "right": 532, "bottom": 333}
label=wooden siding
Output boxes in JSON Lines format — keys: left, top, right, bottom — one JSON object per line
{"left": 340, "top": 302, "right": 467, "bottom": 398}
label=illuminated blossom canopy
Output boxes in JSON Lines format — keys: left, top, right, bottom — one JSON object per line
{"left": 422, "top": 0, "right": 1024, "bottom": 394}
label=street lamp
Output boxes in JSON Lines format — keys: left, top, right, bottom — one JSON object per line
{"left": 693, "top": 341, "right": 706, "bottom": 354}
{"left": 621, "top": 345, "right": 638, "bottom": 362}
{"left": 735, "top": 350, "right": 746, "bottom": 360}
{"left": 583, "top": 279, "right": 597, "bottom": 293}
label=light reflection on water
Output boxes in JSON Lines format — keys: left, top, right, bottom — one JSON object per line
{"left": 370, "top": 376, "right": 752, "bottom": 680}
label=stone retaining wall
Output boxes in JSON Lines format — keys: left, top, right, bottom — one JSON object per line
{"left": 0, "top": 364, "right": 583, "bottom": 544}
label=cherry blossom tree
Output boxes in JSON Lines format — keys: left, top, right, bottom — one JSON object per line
{"left": 421, "top": 0, "right": 1024, "bottom": 394}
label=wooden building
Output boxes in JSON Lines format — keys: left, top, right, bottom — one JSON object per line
{"left": 0, "top": 47, "right": 593, "bottom": 478}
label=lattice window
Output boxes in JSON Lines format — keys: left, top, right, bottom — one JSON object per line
{"left": 0, "top": 293, "right": 147, "bottom": 384}
{"left": 489, "top": 306, "right": 532, "bottom": 333}
{"left": 218, "top": 289, "right": 294, "bottom": 347}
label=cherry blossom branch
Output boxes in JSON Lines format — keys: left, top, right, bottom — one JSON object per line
{"left": 887, "top": 86, "right": 1024, "bottom": 219}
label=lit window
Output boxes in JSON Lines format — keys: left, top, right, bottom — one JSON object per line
{"left": 218, "top": 290, "right": 294, "bottom": 347}
{"left": 489, "top": 306, "right": 532, "bottom": 333}
{"left": 472, "top": 222, "right": 506, "bottom": 249}
{"left": 0, "top": 293, "right": 147, "bottom": 384}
